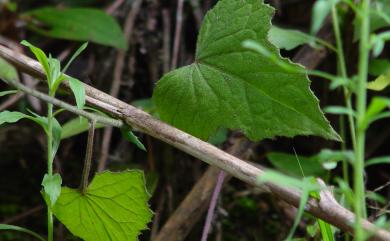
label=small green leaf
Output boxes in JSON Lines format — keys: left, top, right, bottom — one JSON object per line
{"left": 365, "top": 156, "right": 390, "bottom": 167}
{"left": 42, "top": 173, "right": 62, "bottom": 207}
{"left": 0, "top": 57, "right": 18, "bottom": 82}
{"left": 267, "top": 152, "right": 326, "bottom": 178}
{"left": 53, "top": 170, "right": 153, "bottom": 241}
{"left": 324, "top": 106, "right": 356, "bottom": 117}
{"left": 269, "top": 26, "right": 317, "bottom": 50}
{"left": 0, "top": 90, "right": 19, "bottom": 97}
{"left": 68, "top": 77, "right": 86, "bottom": 109}
{"left": 367, "top": 74, "right": 390, "bottom": 91}
{"left": 51, "top": 117, "right": 62, "bottom": 159}
{"left": 61, "top": 117, "right": 104, "bottom": 139}
{"left": 311, "top": 0, "right": 332, "bottom": 35}
{"left": 258, "top": 170, "right": 320, "bottom": 191}
{"left": 21, "top": 40, "right": 50, "bottom": 79}
{"left": 153, "top": 0, "right": 339, "bottom": 141}
{"left": 24, "top": 8, "right": 127, "bottom": 49}
{"left": 121, "top": 126, "right": 146, "bottom": 151}
{"left": 63, "top": 42, "right": 88, "bottom": 73}
{"left": 0, "top": 224, "right": 46, "bottom": 241}
{"left": 362, "top": 97, "right": 390, "bottom": 129}
{"left": 0, "top": 111, "right": 28, "bottom": 125}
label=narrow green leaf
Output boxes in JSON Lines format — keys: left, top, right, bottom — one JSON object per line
{"left": 0, "top": 90, "right": 18, "bottom": 97}
{"left": 285, "top": 188, "right": 310, "bottom": 241}
{"left": 121, "top": 126, "right": 146, "bottom": 151}
{"left": 0, "top": 224, "right": 46, "bottom": 241}
{"left": 324, "top": 106, "right": 356, "bottom": 117}
{"left": 153, "top": 0, "right": 340, "bottom": 141}
{"left": 63, "top": 42, "right": 88, "bottom": 73}
{"left": 53, "top": 170, "right": 153, "bottom": 241}
{"left": 20, "top": 40, "right": 50, "bottom": 78}
{"left": 269, "top": 26, "right": 317, "bottom": 50}
{"left": 51, "top": 117, "right": 62, "bottom": 159}
{"left": 0, "top": 111, "right": 28, "bottom": 125}
{"left": 365, "top": 156, "right": 390, "bottom": 167}
{"left": 0, "top": 57, "right": 18, "bottom": 82}
{"left": 24, "top": 8, "right": 127, "bottom": 49}
{"left": 61, "top": 117, "right": 104, "bottom": 139}
{"left": 41, "top": 173, "right": 62, "bottom": 207}
{"left": 318, "top": 219, "right": 335, "bottom": 241}
{"left": 68, "top": 77, "right": 86, "bottom": 109}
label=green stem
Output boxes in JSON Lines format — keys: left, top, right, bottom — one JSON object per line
{"left": 47, "top": 100, "right": 54, "bottom": 241}
{"left": 355, "top": 0, "right": 370, "bottom": 240}
{"left": 331, "top": 3, "right": 357, "bottom": 150}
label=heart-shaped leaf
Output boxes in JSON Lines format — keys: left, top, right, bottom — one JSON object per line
{"left": 53, "top": 170, "right": 152, "bottom": 241}
{"left": 153, "top": 0, "right": 339, "bottom": 141}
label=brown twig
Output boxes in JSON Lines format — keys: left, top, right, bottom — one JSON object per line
{"left": 80, "top": 121, "right": 96, "bottom": 193}
{"left": 1, "top": 205, "right": 44, "bottom": 224}
{"left": 1, "top": 45, "right": 390, "bottom": 241}
{"left": 171, "top": 0, "right": 185, "bottom": 70}
{"left": 97, "top": 0, "right": 143, "bottom": 171}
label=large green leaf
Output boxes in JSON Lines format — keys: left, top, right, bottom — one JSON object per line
{"left": 24, "top": 7, "right": 127, "bottom": 50}
{"left": 53, "top": 170, "right": 152, "bottom": 241}
{"left": 153, "top": 0, "right": 339, "bottom": 141}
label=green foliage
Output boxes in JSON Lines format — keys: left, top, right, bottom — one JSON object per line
{"left": 367, "top": 74, "right": 390, "bottom": 91}
{"left": 41, "top": 173, "right": 62, "bottom": 207}
{"left": 22, "top": 40, "right": 86, "bottom": 109}
{"left": 0, "top": 90, "right": 18, "bottom": 97}
{"left": 311, "top": 0, "right": 332, "bottom": 35}
{"left": 268, "top": 26, "right": 317, "bottom": 50}
{"left": 61, "top": 116, "right": 104, "bottom": 139}
{"left": 153, "top": 0, "right": 339, "bottom": 141}
{"left": 267, "top": 152, "right": 326, "bottom": 178}
{"left": 0, "top": 224, "right": 46, "bottom": 241}
{"left": 121, "top": 126, "right": 147, "bottom": 151}
{"left": 365, "top": 156, "right": 390, "bottom": 167}
{"left": 24, "top": 7, "right": 127, "bottom": 49}
{"left": 0, "top": 57, "right": 18, "bottom": 82}
{"left": 53, "top": 171, "right": 152, "bottom": 241}
{"left": 68, "top": 77, "right": 86, "bottom": 109}
{"left": 0, "top": 111, "right": 27, "bottom": 125}
{"left": 267, "top": 149, "right": 354, "bottom": 178}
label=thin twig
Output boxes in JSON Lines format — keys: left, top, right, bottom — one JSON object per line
{"left": 171, "top": 0, "right": 185, "bottom": 69}
{"left": 1, "top": 45, "right": 390, "bottom": 241}
{"left": 98, "top": 0, "right": 143, "bottom": 171}
{"left": 80, "top": 121, "right": 96, "bottom": 194}
{"left": 200, "top": 171, "right": 225, "bottom": 241}
{"left": 105, "top": 0, "right": 125, "bottom": 15}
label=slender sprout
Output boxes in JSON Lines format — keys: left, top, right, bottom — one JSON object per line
{"left": 355, "top": 0, "right": 371, "bottom": 240}
{"left": 80, "top": 121, "right": 96, "bottom": 194}
{"left": 331, "top": 2, "right": 357, "bottom": 150}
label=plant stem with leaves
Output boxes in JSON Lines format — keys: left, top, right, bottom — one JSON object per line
{"left": 46, "top": 100, "right": 54, "bottom": 241}
{"left": 355, "top": 0, "right": 370, "bottom": 240}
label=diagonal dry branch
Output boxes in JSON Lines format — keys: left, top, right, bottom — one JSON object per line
{"left": 0, "top": 44, "right": 389, "bottom": 241}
